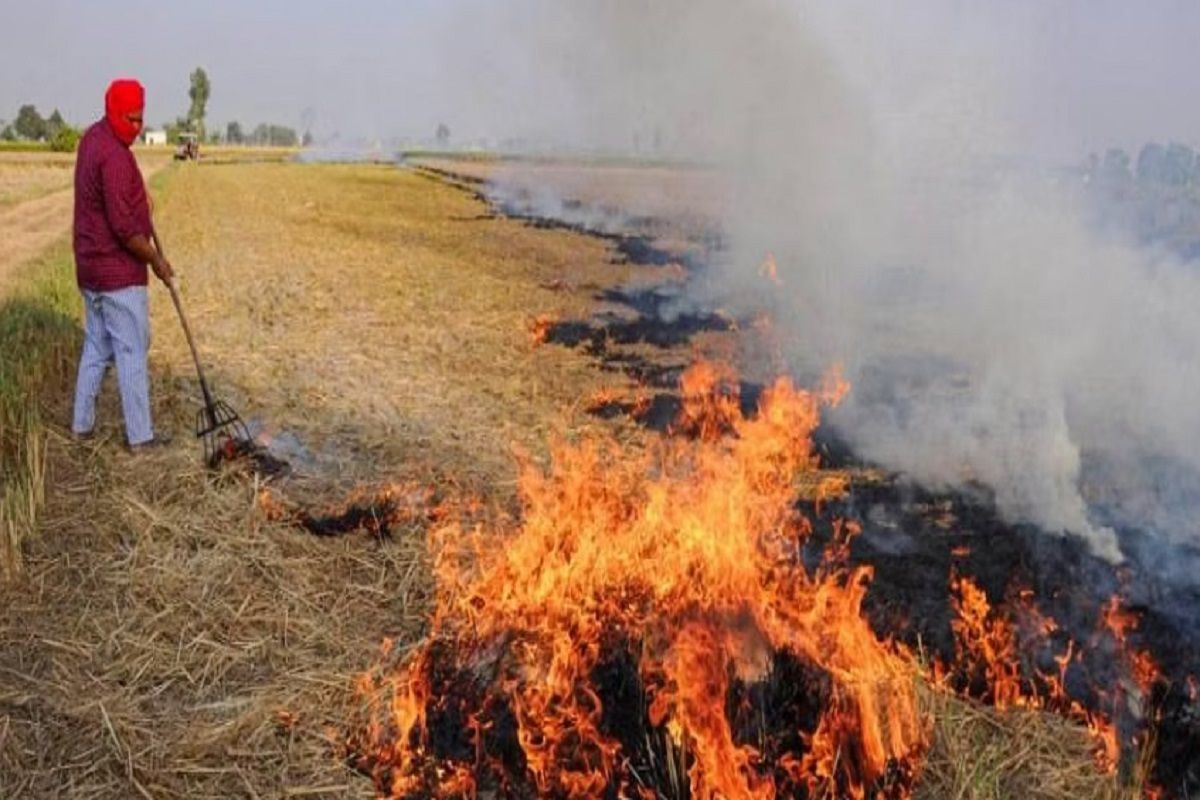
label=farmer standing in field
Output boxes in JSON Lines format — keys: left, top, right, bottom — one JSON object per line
{"left": 71, "top": 78, "right": 174, "bottom": 449}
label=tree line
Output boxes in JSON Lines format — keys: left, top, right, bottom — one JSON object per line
{"left": 165, "top": 68, "right": 304, "bottom": 147}
{"left": 1, "top": 105, "right": 81, "bottom": 151}
{"left": 2, "top": 66, "right": 308, "bottom": 151}
{"left": 1085, "top": 142, "right": 1200, "bottom": 188}
{"left": 218, "top": 121, "right": 305, "bottom": 147}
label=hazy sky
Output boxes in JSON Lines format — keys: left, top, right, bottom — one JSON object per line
{"left": 1, "top": 0, "right": 1197, "bottom": 157}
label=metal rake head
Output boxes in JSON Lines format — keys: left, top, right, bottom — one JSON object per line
{"left": 196, "top": 400, "right": 251, "bottom": 468}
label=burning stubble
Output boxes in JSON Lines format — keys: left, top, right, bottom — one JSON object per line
{"left": 444, "top": 0, "right": 1200, "bottom": 563}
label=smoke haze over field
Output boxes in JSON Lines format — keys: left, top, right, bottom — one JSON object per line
{"left": 5, "top": 2, "right": 1199, "bottom": 558}
{"left": 459, "top": 0, "right": 1200, "bottom": 562}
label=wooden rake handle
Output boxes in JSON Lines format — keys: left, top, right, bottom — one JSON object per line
{"left": 152, "top": 230, "right": 217, "bottom": 414}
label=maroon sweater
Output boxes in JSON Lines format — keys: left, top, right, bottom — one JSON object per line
{"left": 73, "top": 119, "right": 152, "bottom": 292}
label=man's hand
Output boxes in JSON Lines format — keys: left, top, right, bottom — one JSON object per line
{"left": 151, "top": 253, "right": 174, "bottom": 285}
{"left": 124, "top": 233, "right": 174, "bottom": 286}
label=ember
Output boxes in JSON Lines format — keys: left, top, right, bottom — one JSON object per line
{"left": 209, "top": 435, "right": 292, "bottom": 477}
{"left": 529, "top": 314, "right": 558, "bottom": 347}
{"left": 759, "top": 253, "right": 782, "bottom": 287}
{"left": 259, "top": 483, "right": 437, "bottom": 538}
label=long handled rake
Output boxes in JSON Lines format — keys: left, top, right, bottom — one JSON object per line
{"left": 152, "top": 231, "right": 250, "bottom": 466}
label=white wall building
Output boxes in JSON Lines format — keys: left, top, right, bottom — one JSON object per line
{"left": 142, "top": 129, "right": 167, "bottom": 146}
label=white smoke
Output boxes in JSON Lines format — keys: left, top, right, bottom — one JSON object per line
{"left": 436, "top": 0, "right": 1200, "bottom": 561}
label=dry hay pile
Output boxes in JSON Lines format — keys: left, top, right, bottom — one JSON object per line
{"left": 917, "top": 689, "right": 1141, "bottom": 800}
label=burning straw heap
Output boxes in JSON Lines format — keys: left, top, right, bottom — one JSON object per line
{"left": 348, "top": 364, "right": 931, "bottom": 798}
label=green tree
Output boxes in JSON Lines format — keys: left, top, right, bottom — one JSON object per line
{"left": 268, "top": 125, "right": 298, "bottom": 147}
{"left": 48, "top": 125, "right": 81, "bottom": 153}
{"left": 436, "top": 122, "right": 450, "bottom": 146}
{"left": 1136, "top": 142, "right": 1166, "bottom": 184}
{"left": 46, "top": 109, "right": 66, "bottom": 137}
{"left": 225, "top": 120, "right": 243, "bottom": 145}
{"left": 165, "top": 118, "right": 185, "bottom": 144}
{"left": 14, "top": 105, "right": 47, "bottom": 140}
{"left": 1164, "top": 142, "right": 1195, "bottom": 186}
{"left": 1, "top": 124, "right": 15, "bottom": 142}
{"left": 250, "top": 123, "right": 297, "bottom": 147}
{"left": 1099, "top": 148, "right": 1132, "bottom": 185}
{"left": 187, "top": 67, "right": 211, "bottom": 138}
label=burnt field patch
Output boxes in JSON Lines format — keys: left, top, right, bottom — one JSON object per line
{"left": 414, "top": 159, "right": 1200, "bottom": 797}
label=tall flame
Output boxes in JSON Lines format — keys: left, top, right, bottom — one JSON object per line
{"left": 354, "top": 361, "right": 926, "bottom": 797}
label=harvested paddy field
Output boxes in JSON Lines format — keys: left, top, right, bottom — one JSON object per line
{"left": 0, "top": 157, "right": 1167, "bottom": 798}
{"left": 0, "top": 158, "right": 665, "bottom": 798}
{"left": 147, "top": 161, "right": 659, "bottom": 490}
{"left": 0, "top": 149, "right": 170, "bottom": 293}
{"left": 0, "top": 151, "right": 75, "bottom": 208}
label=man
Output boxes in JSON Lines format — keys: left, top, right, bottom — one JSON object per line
{"left": 72, "top": 78, "right": 174, "bottom": 449}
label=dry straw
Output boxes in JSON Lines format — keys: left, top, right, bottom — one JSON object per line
{"left": 0, "top": 156, "right": 1139, "bottom": 798}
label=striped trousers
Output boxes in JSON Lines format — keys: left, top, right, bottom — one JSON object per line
{"left": 72, "top": 286, "right": 155, "bottom": 445}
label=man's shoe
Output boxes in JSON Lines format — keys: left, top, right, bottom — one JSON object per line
{"left": 71, "top": 429, "right": 96, "bottom": 442}
{"left": 127, "top": 434, "right": 173, "bottom": 452}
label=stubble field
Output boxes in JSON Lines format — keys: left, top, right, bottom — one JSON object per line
{"left": 0, "top": 152, "right": 1136, "bottom": 798}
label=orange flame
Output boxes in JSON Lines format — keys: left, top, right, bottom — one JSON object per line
{"left": 676, "top": 359, "right": 742, "bottom": 441}
{"left": 356, "top": 361, "right": 926, "bottom": 797}
{"left": 528, "top": 314, "right": 558, "bottom": 347}
{"left": 1100, "top": 595, "right": 1160, "bottom": 696}
{"left": 759, "top": 253, "right": 782, "bottom": 286}
{"left": 943, "top": 575, "right": 1163, "bottom": 774}
{"left": 583, "top": 386, "right": 626, "bottom": 413}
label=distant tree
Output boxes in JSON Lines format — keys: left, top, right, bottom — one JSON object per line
{"left": 436, "top": 122, "right": 450, "bottom": 146}
{"left": 48, "top": 124, "right": 81, "bottom": 153}
{"left": 1136, "top": 142, "right": 1167, "bottom": 184}
{"left": 302, "top": 130, "right": 313, "bottom": 147}
{"left": 206, "top": 129, "right": 222, "bottom": 145}
{"left": 269, "top": 125, "right": 298, "bottom": 147}
{"left": 46, "top": 109, "right": 66, "bottom": 137}
{"left": 0, "top": 123, "right": 15, "bottom": 142}
{"left": 1101, "top": 148, "right": 1132, "bottom": 183}
{"left": 248, "top": 123, "right": 297, "bottom": 147}
{"left": 14, "top": 104, "right": 47, "bottom": 140}
{"left": 165, "top": 117, "right": 191, "bottom": 145}
{"left": 1163, "top": 142, "right": 1195, "bottom": 187}
{"left": 187, "top": 67, "right": 211, "bottom": 138}
{"left": 225, "top": 120, "right": 244, "bottom": 145}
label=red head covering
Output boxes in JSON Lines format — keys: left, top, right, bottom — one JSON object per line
{"left": 105, "top": 79, "right": 145, "bottom": 146}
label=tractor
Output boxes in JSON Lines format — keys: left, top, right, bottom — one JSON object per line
{"left": 174, "top": 132, "right": 200, "bottom": 161}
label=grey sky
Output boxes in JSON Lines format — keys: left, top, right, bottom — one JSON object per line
{"left": 1, "top": 1, "right": 1197, "bottom": 157}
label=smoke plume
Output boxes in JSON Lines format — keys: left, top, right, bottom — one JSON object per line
{"left": 442, "top": 0, "right": 1200, "bottom": 562}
